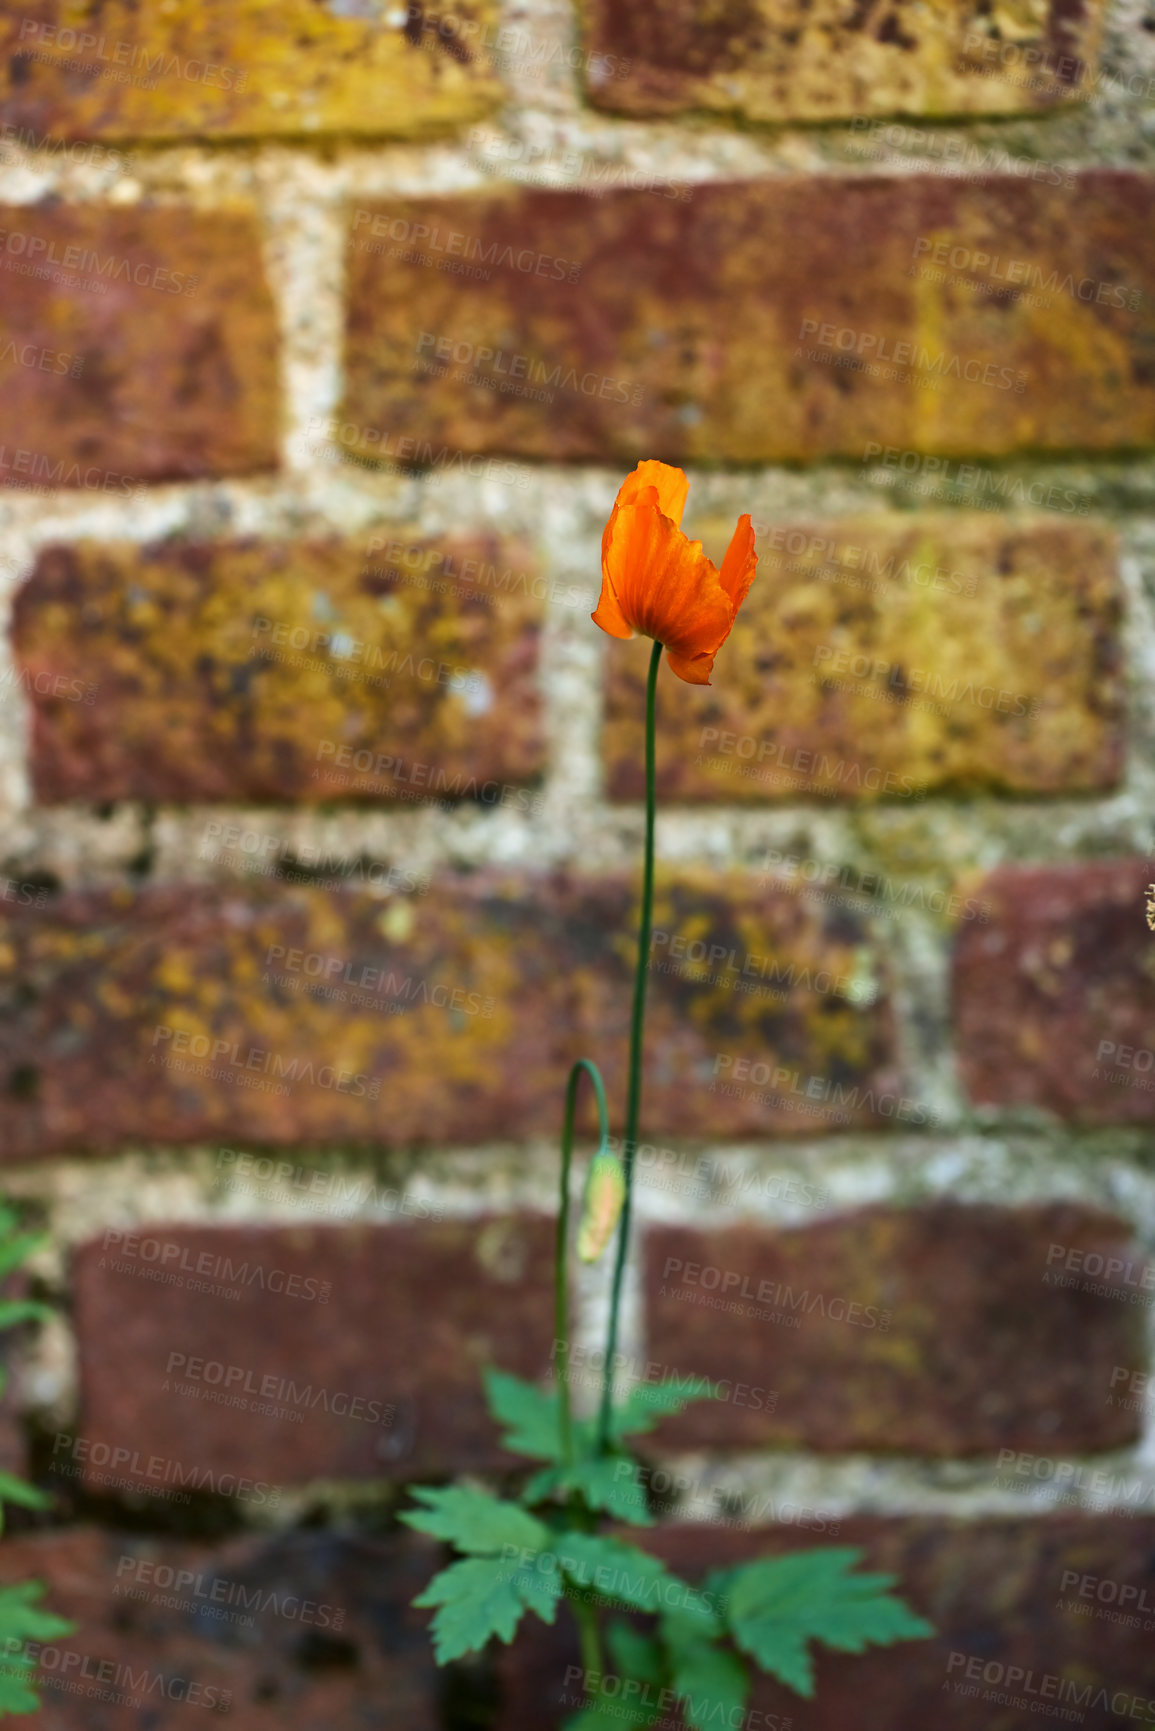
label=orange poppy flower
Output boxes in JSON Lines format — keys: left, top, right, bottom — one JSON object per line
{"left": 592, "top": 460, "right": 758, "bottom": 685}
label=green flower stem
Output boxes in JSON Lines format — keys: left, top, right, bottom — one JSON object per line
{"left": 598, "top": 638, "right": 662, "bottom": 1453}
{"left": 556, "top": 1058, "right": 610, "bottom": 1473}
{"left": 573, "top": 1594, "right": 605, "bottom": 1689}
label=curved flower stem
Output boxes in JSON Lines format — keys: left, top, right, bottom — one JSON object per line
{"left": 556, "top": 1058, "right": 610, "bottom": 1473}
{"left": 598, "top": 638, "right": 663, "bottom": 1453}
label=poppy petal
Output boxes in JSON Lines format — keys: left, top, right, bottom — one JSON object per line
{"left": 664, "top": 645, "right": 717, "bottom": 685}
{"left": 615, "top": 460, "right": 690, "bottom": 527}
{"left": 603, "top": 499, "right": 732, "bottom": 655}
{"left": 591, "top": 569, "right": 634, "bottom": 639}
{"left": 602, "top": 462, "right": 690, "bottom": 566}
{"left": 719, "top": 514, "right": 758, "bottom": 615}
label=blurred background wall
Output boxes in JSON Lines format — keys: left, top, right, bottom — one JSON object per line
{"left": 1, "top": 0, "right": 1155, "bottom": 1724}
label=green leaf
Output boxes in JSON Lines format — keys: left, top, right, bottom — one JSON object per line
{"left": 0, "top": 1475, "right": 49, "bottom": 1512}
{"left": 0, "top": 1662, "right": 41, "bottom": 1716}
{"left": 610, "top": 1377, "right": 719, "bottom": 1440}
{"left": 0, "top": 1209, "right": 58, "bottom": 1710}
{"left": 574, "top": 1457, "right": 654, "bottom": 1524}
{"left": 514, "top": 1559, "right": 566, "bottom": 1626}
{"left": 561, "top": 1622, "right": 667, "bottom": 1731}
{"left": 667, "top": 1636, "right": 749, "bottom": 1731}
{"left": 562, "top": 1702, "right": 661, "bottom": 1731}
{"left": 522, "top": 1457, "right": 654, "bottom": 1525}
{"left": 483, "top": 1369, "right": 567, "bottom": 1462}
{"left": 521, "top": 1464, "right": 562, "bottom": 1504}
{"left": 0, "top": 1236, "right": 43, "bottom": 1287}
{"left": 618, "top": 1607, "right": 748, "bottom": 1731}
{"left": 0, "top": 1582, "right": 72, "bottom": 1644}
{"left": 400, "top": 1484, "right": 550, "bottom": 1554}
{"left": 413, "top": 1553, "right": 561, "bottom": 1664}
{"left": 662, "top": 1589, "right": 726, "bottom": 1643}
{"left": 606, "top": 1618, "right": 666, "bottom": 1688}
{"left": 0, "top": 1303, "right": 50, "bottom": 1332}
{"left": 0, "top": 1583, "right": 74, "bottom": 1715}
{"left": 723, "top": 1547, "right": 934, "bottom": 1698}
{"left": 557, "top": 1534, "right": 701, "bottom": 1617}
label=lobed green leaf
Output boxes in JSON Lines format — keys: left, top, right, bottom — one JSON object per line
{"left": 483, "top": 1369, "right": 569, "bottom": 1462}
{"left": 400, "top": 1484, "right": 550, "bottom": 1554}
{"left": 413, "top": 1553, "right": 561, "bottom": 1665}
{"left": 610, "top": 1377, "right": 719, "bottom": 1440}
{"left": 722, "top": 1548, "right": 934, "bottom": 1697}
{"left": 666, "top": 1635, "right": 749, "bottom": 1731}
{"left": 557, "top": 1534, "right": 703, "bottom": 1619}
{"left": 522, "top": 1457, "right": 654, "bottom": 1525}
{"left": 0, "top": 1584, "right": 75, "bottom": 1715}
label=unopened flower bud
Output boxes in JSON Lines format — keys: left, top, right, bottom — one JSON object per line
{"left": 576, "top": 1150, "right": 626, "bottom": 1263}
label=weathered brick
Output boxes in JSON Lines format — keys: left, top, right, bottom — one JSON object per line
{"left": 0, "top": 881, "right": 568, "bottom": 1158}
{"left": 11, "top": 536, "right": 544, "bottom": 802}
{"left": 0, "top": 1, "right": 503, "bottom": 140}
{"left": 580, "top": 0, "right": 1106, "bottom": 121}
{"left": 643, "top": 1204, "right": 1145, "bottom": 1455}
{"left": 0, "top": 873, "right": 898, "bottom": 1158}
{"left": 0, "top": 1526, "right": 441, "bottom": 1727}
{"left": 550, "top": 871, "right": 902, "bottom": 1138}
{"left": 343, "top": 175, "right": 1155, "bottom": 464}
{"left": 70, "top": 1218, "right": 555, "bottom": 1486}
{"left": 954, "top": 858, "right": 1155, "bottom": 1124}
{"left": 605, "top": 515, "right": 1121, "bottom": 803}
{"left": 0, "top": 205, "right": 278, "bottom": 485}
{"left": 500, "top": 1517, "right": 1155, "bottom": 1729}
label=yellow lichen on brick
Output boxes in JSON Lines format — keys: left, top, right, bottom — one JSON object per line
{"left": 580, "top": 0, "right": 1104, "bottom": 122}
{"left": 1, "top": 0, "right": 504, "bottom": 140}
{"left": 606, "top": 516, "right": 1123, "bottom": 804}
{"left": 14, "top": 536, "right": 545, "bottom": 804}
{"left": 641, "top": 870, "right": 894, "bottom": 1115}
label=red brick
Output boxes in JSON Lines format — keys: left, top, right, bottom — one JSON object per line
{"left": 954, "top": 859, "right": 1155, "bottom": 1123}
{"left": 499, "top": 1517, "right": 1155, "bottom": 1729}
{"left": 605, "top": 516, "right": 1121, "bottom": 802}
{"left": 0, "top": 204, "right": 278, "bottom": 486}
{"left": 12, "top": 536, "right": 544, "bottom": 802}
{"left": 0, "top": 1526, "right": 440, "bottom": 1727}
{"left": 643, "top": 1204, "right": 1145, "bottom": 1455}
{"left": 580, "top": 0, "right": 1105, "bottom": 120}
{"left": 343, "top": 175, "right": 1155, "bottom": 465}
{"left": 0, "top": 872, "right": 899, "bottom": 1158}
{"left": 68, "top": 1218, "right": 555, "bottom": 1487}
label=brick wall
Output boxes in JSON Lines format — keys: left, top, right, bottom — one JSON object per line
{"left": 1, "top": 1, "right": 1155, "bottom": 1725}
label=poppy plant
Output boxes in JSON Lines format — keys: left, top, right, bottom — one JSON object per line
{"left": 589, "top": 461, "right": 757, "bottom": 1433}
{"left": 402, "top": 466, "right": 931, "bottom": 1725}
{"left": 593, "top": 460, "right": 758, "bottom": 685}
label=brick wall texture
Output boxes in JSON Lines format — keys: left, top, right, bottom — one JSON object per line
{"left": 2, "top": 0, "right": 1155, "bottom": 1724}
